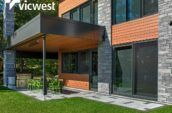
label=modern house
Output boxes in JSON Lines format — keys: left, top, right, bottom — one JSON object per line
{"left": 3, "top": 0, "right": 172, "bottom": 103}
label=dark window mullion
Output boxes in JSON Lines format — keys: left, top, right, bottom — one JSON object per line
{"left": 126, "top": 0, "right": 129, "bottom": 21}
{"left": 141, "top": 0, "right": 144, "bottom": 17}
{"left": 90, "top": 1, "right": 92, "bottom": 23}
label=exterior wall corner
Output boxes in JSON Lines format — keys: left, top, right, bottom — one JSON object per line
{"left": 98, "top": 0, "right": 112, "bottom": 94}
{"left": 158, "top": 0, "right": 172, "bottom": 103}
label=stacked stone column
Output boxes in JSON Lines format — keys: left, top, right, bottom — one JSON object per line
{"left": 98, "top": 0, "right": 112, "bottom": 94}
{"left": 3, "top": 3, "right": 16, "bottom": 88}
{"left": 158, "top": 0, "right": 172, "bottom": 103}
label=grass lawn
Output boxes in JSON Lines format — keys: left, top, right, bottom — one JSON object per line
{"left": 0, "top": 86, "right": 171, "bottom": 113}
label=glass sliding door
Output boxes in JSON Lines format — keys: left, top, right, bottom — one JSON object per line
{"left": 134, "top": 41, "right": 158, "bottom": 99}
{"left": 113, "top": 41, "right": 158, "bottom": 100}
{"left": 114, "top": 46, "right": 132, "bottom": 95}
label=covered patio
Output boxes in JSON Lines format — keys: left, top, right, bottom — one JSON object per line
{"left": 8, "top": 14, "right": 105, "bottom": 95}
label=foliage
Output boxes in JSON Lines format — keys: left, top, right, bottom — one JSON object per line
{"left": 27, "top": 76, "right": 62, "bottom": 93}
{"left": 27, "top": 79, "right": 42, "bottom": 90}
{"left": 14, "top": 0, "right": 59, "bottom": 76}
{"left": 16, "top": 58, "right": 58, "bottom": 77}
{"left": 48, "top": 76, "right": 61, "bottom": 93}
{"left": 14, "top": 0, "right": 58, "bottom": 30}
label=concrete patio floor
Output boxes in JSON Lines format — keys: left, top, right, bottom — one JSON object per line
{"left": 16, "top": 87, "right": 164, "bottom": 111}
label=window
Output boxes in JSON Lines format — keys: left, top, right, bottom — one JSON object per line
{"left": 71, "top": 8, "right": 80, "bottom": 21}
{"left": 62, "top": 12, "right": 70, "bottom": 19}
{"left": 128, "top": 0, "right": 141, "bottom": 20}
{"left": 62, "top": 51, "right": 90, "bottom": 74}
{"left": 143, "top": 0, "right": 158, "bottom": 16}
{"left": 93, "top": 0, "right": 98, "bottom": 24}
{"left": 114, "top": 0, "right": 127, "bottom": 24}
{"left": 81, "top": 3, "right": 91, "bottom": 23}
{"left": 62, "top": 53, "right": 78, "bottom": 73}
{"left": 78, "top": 52, "right": 90, "bottom": 73}
{"left": 112, "top": 0, "right": 158, "bottom": 24}
{"left": 61, "top": 1, "right": 98, "bottom": 24}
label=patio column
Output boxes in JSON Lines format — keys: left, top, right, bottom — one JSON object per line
{"left": 3, "top": 1, "right": 15, "bottom": 88}
{"left": 3, "top": 50, "right": 16, "bottom": 88}
{"left": 58, "top": 49, "right": 62, "bottom": 76}
{"left": 42, "top": 34, "right": 47, "bottom": 95}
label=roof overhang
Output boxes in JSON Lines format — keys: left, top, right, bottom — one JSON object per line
{"left": 9, "top": 14, "right": 105, "bottom": 53}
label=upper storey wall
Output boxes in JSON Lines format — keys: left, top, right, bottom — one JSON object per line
{"left": 58, "top": 0, "right": 88, "bottom": 17}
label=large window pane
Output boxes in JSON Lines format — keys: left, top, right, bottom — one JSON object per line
{"left": 62, "top": 12, "right": 70, "bottom": 19}
{"left": 71, "top": 8, "right": 80, "bottom": 21}
{"left": 62, "top": 53, "right": 78, "bottom": 73}
{"left": 78, "top": 51, "right": 90, "bottom": 73}
{"left": 134, "top": 41, "right": 158, "bottom": 98}
{"left": 93, "top": 0, "right": 98, "bottom": 24}
{"left": 114, "top": 46, "right": 132, "bottom": 95}
{"left": 81, "top": 3, "right": 91, "bottom": 23}
{"left": 127, "top": 0, "right": 141, "bottom": 20}
{"left": 143, "top": 0, "right": 158, "bottom": 16}
{"left": 114, "top": 0, "right": 127, "bottom": 24}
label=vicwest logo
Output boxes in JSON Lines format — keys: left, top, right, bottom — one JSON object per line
{"left": 4, "top": 0, "right": 55, "bottom": 11}
{"left": 5, "top": 0, "right": 20, "bottom": 10}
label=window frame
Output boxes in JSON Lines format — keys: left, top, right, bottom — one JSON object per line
{"left": 112, "top": 0, "right": 158, "bottom": 25}
{"left": 112, "top": 39, "right": 158, "bottom": 100}
{"left": 62, "top": 51, "right": 91, "bottom": 74}
{"left": 62, "top": 12, "right": 70, "bottom": 19}
{"left": 70, "top": 7, "right": 80, "bottom": 21}
{"left": 80, "top": 2, "right": 92, "bottom": 23}
{"left": 62, "top": 52, "right": 78, "bottom": 73}
{"left": 142, "top": 0, "right": 158, "bottom": 17}
{"left": 61, "top": 0, "right": 98, "bottom": 24}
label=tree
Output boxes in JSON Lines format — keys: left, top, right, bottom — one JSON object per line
{"left": 14, "top": 0, "right": 58, "bottom": 30}
{"left": 14, "top": 0, "right": 59, "bottom": 76}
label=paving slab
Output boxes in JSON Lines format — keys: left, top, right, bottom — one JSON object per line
{"left": 16, "top": 88, "right": 164, "bottom": 111}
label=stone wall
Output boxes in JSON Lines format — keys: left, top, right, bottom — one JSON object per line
{"left": 3, "top": 4, "right": 14, "bottom": 38}
{"left": 98, "top": 0, "right": 112, "bottom": 94}
{"left": 3, "top": 3, "right": 15, "bottom": 87}
{"left": 158, "top": 0, "right": 172, "bottom": 103}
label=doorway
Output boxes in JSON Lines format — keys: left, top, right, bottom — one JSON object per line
{"left": 113, "top": 41, "right": 158, "bottom": 100}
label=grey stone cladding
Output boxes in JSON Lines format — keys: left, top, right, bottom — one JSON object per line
{"left": 3, "top": 3, "right": 16, "bottom": 87}
{"left": 98, "top": 0, "right": 112, "bottom": 94}
{"left": 3, "top": 4, "right": 14, "bottom": 38}
{"left": 158, "top": 0, "right": 172, "bottom": 103}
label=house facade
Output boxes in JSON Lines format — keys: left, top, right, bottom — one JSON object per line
{"left": 3, "top": 0, "right": 172, "bottom": 103}
{"left": 58, "top": 0, "right": 159, "bottom": 100}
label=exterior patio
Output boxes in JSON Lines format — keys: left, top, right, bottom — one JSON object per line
{"left": 15, "top": 87, "right": 163, "bottom": 111}
{"left": 4, "top": 14, "right": 105, "bottom": 95}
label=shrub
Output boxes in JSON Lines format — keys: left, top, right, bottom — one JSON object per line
{"left": 27, "top": 79, "right": 42, "bottom": 90}
{"left": 48, "top": 78, "right": 61, "bottom": 93}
